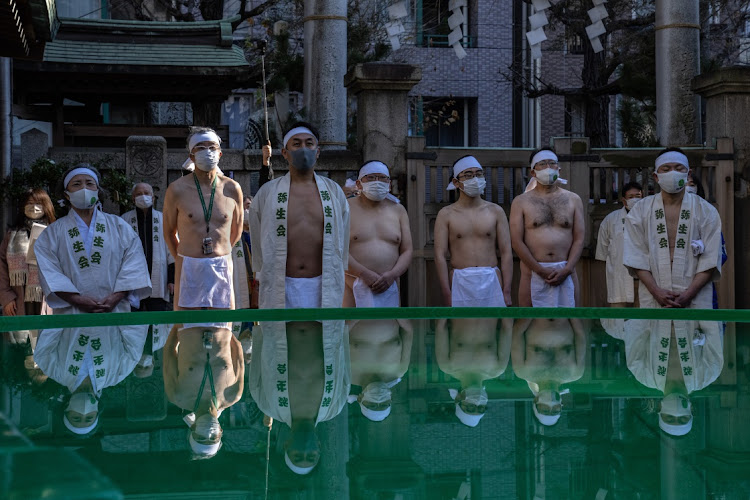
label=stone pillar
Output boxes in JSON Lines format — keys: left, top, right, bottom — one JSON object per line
{"left": 304, "top": 0, "right": 347, "bottom": 150}
{"left": 693, "top": 67, "right": 750, "bottom": 308}
{"left": 20, "top": 128, "right": 50, "bottom": 171}
{"left": 655, "top": 0, "right": 701, "bottom": 145}
{"left": 344, "top": 63, "right": 422, "bottom": 176}
{"left": 126, "top": 136, "right": 168, "bottom": 211}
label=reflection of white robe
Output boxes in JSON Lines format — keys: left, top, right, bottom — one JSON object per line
{"left": 231, "top": 240, "right": 250, "bottom": 309}
{"left": 248, "top": 327, "right": 350, "bottom": 425}
{"left": 122, "top": 209, "right": 174, "bottom": 301}
{"left": 35, "top": 210, "right": 152, "bottom": 313}
{"left": 602, "top": 319, "right": 723, "bottom": 393}
{"left": 596, "top": 207, "right": 635, "bottom": 303}
{"left": 34, "top": 325, "right": 149, "bottom": 394}
{"left": 624, "top": 193, "right": 722, "bottom": 309}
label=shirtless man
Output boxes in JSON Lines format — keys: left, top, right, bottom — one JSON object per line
{"left": 436, "top": 317, "right": 512, "bottom": 426}
{"left": 509, "top": 148, "right": 584, "bottom": 307}
{"left": 345, "top": 161, "right": 413, "bottom": 307}
{"left": 348, "top": 318, "right": 413, "bottom": 421}
{"left": 163, "top": 127, "right": 244, "bottom": 310}
{"left": 163, "top": 323, "right": 244, "bottom": 459}
{"left": 434, "top": 155, "right": 513, "bottom": 307}
{"left": 511, "top": 317, "right": 586, "bottom": 426}
{"left": 249, "top": 122, "right": 349, "bottom": 474}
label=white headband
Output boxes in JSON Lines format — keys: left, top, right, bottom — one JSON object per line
{"left": 64, "top": 167, "right": 99, "bottom": 189}
{"left": 283, "top": 127, "right": 317, "bottom": 148}
{"left": 358, "top": 161, "right": 390, "bottom": 180}
{"left": 659, "top": 415, "right": 693, "bottom": 436}
{"left": 447, "top": 156, "right": 482, "bottom": 190}
{"left": 655, "top": 151, "right": 689, "bottom": 170}
{"left": 530, "top": 150, "right": 558, "bottom": 168}
{"left": 285, "top": 451, "right": 316, "bottom": 475}
{"left": 188, "top": 131, "right": 222, "bottom": 152}
{"left": 189, "top": 433, "right": 221, "bottom": 457}
{"left": 63, "top": 414, "right": 99, "bottom": 435}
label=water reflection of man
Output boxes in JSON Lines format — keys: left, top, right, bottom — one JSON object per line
{"left": 602, "top": 319, "right": 723, "bottom": 436}
{"left": 512, "top": 318, "right": 587, "bottom": 426}
{"left": 347, "top": 319, "right": 413, "bottom": 421}
{"left": 34, "top": 324, "right": 149, "bottom": 436}
{"left": 163, "top": 323, "right": 244, "bottom": 459}
{"left": 249, "top": 323, "right": 350, "bottom": 474}
{"left": 436, "top": 317, "right": 512, "bottom": 426}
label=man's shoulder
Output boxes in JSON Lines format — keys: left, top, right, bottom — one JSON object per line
{"left": 602, "top": 207, "right": 624, "bottom": 223}
{"left": 255, "top": 177, "right": 285, "bottom": 198}
{"left": 560, "top": 188, "right": 582, "bottom": 203}
{"left": 436, "top": 203, "right": 456, "bottom": 218}
{"left": 692, "top": 194, "right": 719, "bottom": 217}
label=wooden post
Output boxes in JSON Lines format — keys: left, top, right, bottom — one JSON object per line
{"left": 714, "top": 137, "right": 735, "bottom": 310}
{"left": 407, "top": 136, "right": 427, "bottom": 307}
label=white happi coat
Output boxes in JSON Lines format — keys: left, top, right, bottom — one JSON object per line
{"left": 596, "top": 207, "right": 636, "bottom": 303}
{"left": 249, "top": 172, "right": 350, "bottom": 309}
{"left": 34, "top": 324, "right": 149, "bottom": 394}
{"left": 602, "top": 319, "right": 723, "bottom": 393}
{"left": 35, "top": 209, "right": 152, "bottom": 313}
{"left": 122, "top": 209, "right": 174, "bottom": 301}
{"left": 624, "top": 193, "right": 722, "bottom": 309}
{"left": 248, "top": 326, "right": 350, "bottom": 426}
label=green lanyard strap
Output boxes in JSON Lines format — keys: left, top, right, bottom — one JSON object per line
{"left": 193, "top": 351, "right": 218, "bottom": 413}
{"left": 193, "top": 173, "right": 217, "bottom": 234}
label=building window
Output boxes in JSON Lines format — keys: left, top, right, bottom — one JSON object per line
{"left": 564, "top": 97, "right": 585, "bottom": 137}
{"left": 417, "top": 0, "right": 474, "bottom": 48}
{"left": 420, "top": 97, "right": 470, "bottom": 147}
{"left": 566, "top": 30, "right": 585, "bottom": 55}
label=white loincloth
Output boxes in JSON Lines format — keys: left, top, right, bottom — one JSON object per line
{"left": 451, "top": 267, "right": 505, "bottom": 307}
{"left": 178, "top": 254, "right": 233, "bottom": 309}
{"left": 285, "top": 276, "right": 322, "bottom": 309}
{"left": 352, "top": 279, "right": 399, "bottom": 308}
{"left": 530, "top": 261, "right": 575, "bottom": 307}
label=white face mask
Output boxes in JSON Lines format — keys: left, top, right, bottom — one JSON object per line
{"left": 462, "top": 387, "right": 489, "bottom": 407}
{"left": 360, "top": 181, "right": 390, "bottom": 201}
{"left": 657, "top": 170, "right": 688, "bottom": 194}
{"left": 66, "top": 188, "right": 99, "bottom": 210}
{"left": 134, "top": 195, "right": 153, "bottom": 209}
{"left": 193, "top": 149, "right": 221, "bottom": 171}
{"left": 24, "top": 204, "right": 45, "bottom": 220}
{"left": 194, "top": 413, "right": 222, "bottom": 441}
{"left": 361, "top": 382, "right": 392, "bottom": 404}
{"left": 534, "top": 167, "right": 559, "bottom": 186}
{"left": 66, "top": 392, "right": 98, "bottom": 415}
{"left": 460, "top": 177, "right": 486, "bottom": 197}
{"left": 624, "top": 197, "right": 641, "bottom": 211}
{"left": 685, "top": 186, "right": 698, "bottom": 195}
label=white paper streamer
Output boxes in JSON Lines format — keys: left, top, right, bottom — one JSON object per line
{"left": 585, "top": 1, "right": 609, "bottom": 53}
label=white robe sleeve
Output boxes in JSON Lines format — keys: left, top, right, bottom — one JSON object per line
{"left": 595, "top": 213, "right": 612, "bottom": 262}
{"left": 694, "top": 200, "right": 722, "bottom": 281}
{"left": 623, "top": 200, "right": 652, "bottom": 277}
{"left": 110, "top": 324, "right": 149, "bottom": 387}
{"left": 112, "top": 218, "right": 152, "bottom": 301}
{"left": 35, "top": 223, "right": 79, "bottom": 310}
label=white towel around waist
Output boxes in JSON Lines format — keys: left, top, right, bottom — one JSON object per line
{"left": 285, "top": 275, "right": 322, "bottom": 309}
{"left": 530, "top": 261, "right": 575, "bottom": 308}
{"left": 178, "top": 254, "right": 233, "bottom": 309}
{"left": 352, "top": 279, "right": 400, "bottom": 308}
{"left": 451, "top": 266, "right": 505, "bottom": 307}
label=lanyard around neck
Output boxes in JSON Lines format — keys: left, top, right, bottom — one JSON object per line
{"left": 193, "top": 173, "right": 217, "bottom": 235}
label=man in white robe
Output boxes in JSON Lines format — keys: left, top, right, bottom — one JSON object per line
{"left": 595, "top": 182, "right": 643, "bottom": 307}
{"left": 512, "top": 318, "right": 587, "bottom": 426}
{"left": 35, "top": 165, "right": 152, "bottom": 314}
{"left": 248, "top": 122, "right": 349, "bottom": 474}
{"left": 347, "top": 318, "right": 413, "bottom": 421}
{"left": 624, "top": 148, "right": 722, "bottom": 309}
{"left": 122, "top": 182, "right": 175, "bottom": 311}
{"left": 436, "top": 317, "right": 512, "bottom": 426}
{"left": 602, "top": 318, "right": 723, "bottom": 436}
{"left": 35, "top": 324, "right": 149, "bottom": 435}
